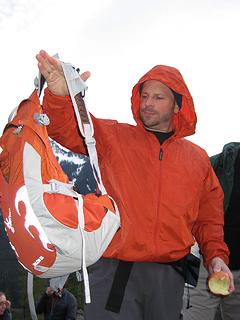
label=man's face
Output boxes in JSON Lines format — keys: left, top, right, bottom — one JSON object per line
{"left": 0, "top": 295, "right": 6, "bottom": 315}
{"left": 139, "top": 80, "right": 179, "bottom": 132}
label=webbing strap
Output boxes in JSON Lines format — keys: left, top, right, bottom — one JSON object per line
{"left": 61, "top": 62, "right": 107, "bottom": 195}
{"left": 43, "top": 179, "right": 91, "bottom": 303}
{"left": 84, "top": 124, "right": 107, "bottom": 194}
{"left": 61, "top": 63, "right": 90, "bottom": 137}
{"left": 27, "top": 272, "right": 38, "bottom": 320}
{"left": 105, "top": 261, "right": 133, "bottom": 313}
{"left": 43, "top": 179, "right": 77, "bottom": 197}
{"left": 76, "top": 192, "right": 91, "bottom": 303}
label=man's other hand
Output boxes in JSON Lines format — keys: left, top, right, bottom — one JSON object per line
{"left": 208, "top": 257, "right": 235, "bottom": 293}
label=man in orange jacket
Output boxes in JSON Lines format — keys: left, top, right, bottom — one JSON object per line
{"left": 36, "top": 50, "right": 233, "bottom": 320}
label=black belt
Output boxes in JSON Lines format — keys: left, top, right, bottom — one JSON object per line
{"left": 105, "top": 254, "right": 200, "bottom": 313}
{"left": 105, "top": 260, "right": 133, "bottom": 313}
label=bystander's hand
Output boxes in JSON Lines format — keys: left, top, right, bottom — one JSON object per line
{"left": 46, "top": 287, "right": 55, "bottom": 296}
{"left": 5, "top": 300, "right": 11, "bottom": 310}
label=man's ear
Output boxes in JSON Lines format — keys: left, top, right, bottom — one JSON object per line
{"left": 174, "top": 103, "right": 180, "bottom": 114}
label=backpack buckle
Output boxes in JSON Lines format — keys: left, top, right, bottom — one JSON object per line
{"left": 49, "top": 181, "right": 60, "bottom": 194}
{"left": 33, "top": 113, "right": 50, "bottom": 126}
{"left": 86, "top": 137, "right": 96, "bottom": 146}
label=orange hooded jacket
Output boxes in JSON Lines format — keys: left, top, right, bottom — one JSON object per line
{"left": 43, "top": 65, "right": 229, "bottom": 267}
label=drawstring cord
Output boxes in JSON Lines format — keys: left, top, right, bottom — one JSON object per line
{"left": 186, "top": 285, "right": 192, "bottom": 309}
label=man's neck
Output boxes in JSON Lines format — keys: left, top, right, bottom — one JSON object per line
{"left": 144, "top": 123, "right": 173, "bottom": 133}
{"left": 145, "top": 127, "right": 171, "bottom": 133}
{"left": 147, "top": 129, "right": 174, "bottom": 145}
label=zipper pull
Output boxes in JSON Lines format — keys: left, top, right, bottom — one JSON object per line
{"left": 159, "top": 148, "right": 163, "bottom": 160}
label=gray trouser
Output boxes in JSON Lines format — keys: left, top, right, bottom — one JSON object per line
{"left": 182, "top": 258, "right": 240, "bottom": 320}
{"left": 84, "top": 258, "right": 185, "bottom": 320}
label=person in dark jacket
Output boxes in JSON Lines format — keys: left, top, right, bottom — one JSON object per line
{"left": 0, "top": 292, "right": 12, "bottom": 320}
{"left": 36, "top": 286, "right": 77, "bottom": 320}
{"left": 183, "top": 142, "right": 240, "bottom": 320}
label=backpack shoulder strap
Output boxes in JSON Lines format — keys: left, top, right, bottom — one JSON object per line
{"left": 27, "top": 273, "right": 38, "bottom": 320}
{"left": 61, "top": 62, "right": 107, "bottom": 196}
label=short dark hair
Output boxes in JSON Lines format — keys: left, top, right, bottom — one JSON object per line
{"left": 139, "top": 83, "right": 144, "bottom": 94}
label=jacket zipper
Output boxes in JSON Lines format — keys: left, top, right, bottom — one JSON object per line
{"left": 159, "top": 147, "right": 163, "bottom": 160}
{"left": 155, "top": 145, "right": 163, "bottom": 254}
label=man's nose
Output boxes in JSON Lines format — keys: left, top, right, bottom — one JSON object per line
{"left": 145, "top": 96, "right": 154, "bottom": 107}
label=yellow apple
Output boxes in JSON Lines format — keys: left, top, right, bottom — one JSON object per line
{"left": 208, "top": 271, "right": 230, "bottom": 296}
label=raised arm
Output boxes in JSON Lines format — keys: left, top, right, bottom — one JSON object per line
{"left": 36, "top": 50, "right": 91, "bottom": 154}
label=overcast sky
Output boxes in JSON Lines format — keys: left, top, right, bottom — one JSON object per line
{"left": 1, "top": 0, "right": 240, "bottom": 155}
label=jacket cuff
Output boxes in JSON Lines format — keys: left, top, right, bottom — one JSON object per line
{"left": 204, "top": 253, "right": 229, "bottom": 269}
{"left": 44, "top": 88, "right": 72, "bottom": 105}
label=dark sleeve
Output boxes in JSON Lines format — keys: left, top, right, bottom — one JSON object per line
{"left": 3, "top": 309, "right": 12, "bottom": 320}
{"left": 36, "top": 292, "right": 50, "bottom": 314}
{"left": 210, "top": 152, "right": 222, "bottom": 175}
{"left": 65, "top": 293, "right": 77, "bottom": 320}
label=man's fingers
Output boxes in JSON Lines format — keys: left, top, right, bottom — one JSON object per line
{"left": 37, "top": 50, "right": 58, "bottom": 68}
{"left": 36, "top": 50, "right": 90, "bottom": 80}
{"left": 212, "top": 261, "right": 221, "bottom": 273}
{"left": 38, "top": 49, "right": 48, "bottom": 59}
{"left": 36, "top": 50, "right": 62, "bottom": 76}
{"left": 37, "top": 62, "right": 50, "bottom": 80}
{"left": 80, "top": 71, "right": 91, "bottom": 81}
{"left": 36, "top": 50, "right": 90, "bottom": 96}
{"left": 228, "top": 270, "right": 235, "bottom": 293}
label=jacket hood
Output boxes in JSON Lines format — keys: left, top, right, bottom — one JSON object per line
{"left": 131, "top": 65, "right": 197, "bottom": 138}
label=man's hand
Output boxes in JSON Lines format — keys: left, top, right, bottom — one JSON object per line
{"left": 36, "top": 50, "right": 90, "bottom": 96}
{"left": 208, "top": 257, "right": 235, "bottom": 293}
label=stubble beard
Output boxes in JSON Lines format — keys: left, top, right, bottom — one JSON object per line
{"left": 140, "top": 112, "right": 173, "bottom": 132}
